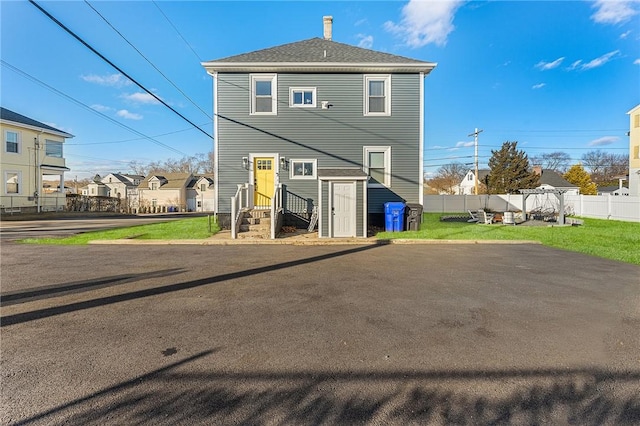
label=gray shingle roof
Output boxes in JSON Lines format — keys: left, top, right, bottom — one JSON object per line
{"left": 0, "top": 107, "right": 73, "bottom": 137}
{"left": 203, "top": 38, "right": 435, "bottom": 73}
{"left": 538, "top": 169, "right": 577, "bottom": 188}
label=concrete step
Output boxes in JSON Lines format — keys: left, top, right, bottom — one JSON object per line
{"left": 237, "top": 230, "right": 269, "bottom": 239}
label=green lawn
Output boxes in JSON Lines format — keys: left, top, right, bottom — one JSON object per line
{"left": 20, "top": 216, "right": 220, "bottom": 245}
{"left": 377, "top": 213, "right": 640, "bottom": 266}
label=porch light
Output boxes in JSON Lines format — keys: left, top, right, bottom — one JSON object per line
{"left": 242, "top": 157, "right": 249, "bottom": 170}
{"left": 280, "top": 157, "right": 288, "bottom": 170}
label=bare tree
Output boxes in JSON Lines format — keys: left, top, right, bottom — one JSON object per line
{"left": 128, "top": 152, "right": 214, "bottom": 176}
{"left": 581, "top": 150, "right": 628, "bottom": 185}
{"left": 529, "top": 151, "right": 571, "bottom": 174}
{"left": 426, "top": 163, "right": 468, "bottom": 194}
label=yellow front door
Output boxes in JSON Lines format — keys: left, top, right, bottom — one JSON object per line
{"left": 254, "top": 157, "right": 274, "bottom": 208}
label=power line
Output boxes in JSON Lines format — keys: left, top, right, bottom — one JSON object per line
{"left": 28, "top": 0, "right": 213, "bottom": 140}
{"left": 1, "top": 60, "right": 187, "bottom": 157}
{"left": 152, "top": 0, "right": 203, "bottom": 62}
{"left": 83, "top": 0, "right": 212, "bottom": 122}
{"left": 64, "top": 124, "right": 211, "bottom": 146}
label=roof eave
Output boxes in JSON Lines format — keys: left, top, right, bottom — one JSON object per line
{"left": 0, "top": 118, "right": 74, "bottom": 138}
{"left": 202, "top": 62, "right": 437, "bottom": 74}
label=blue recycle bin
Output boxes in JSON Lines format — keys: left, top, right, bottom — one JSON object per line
{"left": 384, "top": 202, "right": 405, "bottom": 232}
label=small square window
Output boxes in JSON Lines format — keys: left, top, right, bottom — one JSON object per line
{"left": 290, "top": 87, "right": 316, "bottom": 108}
{"left": 290, "top": 159, "right": 317, "bottom": 180}
{"left": 45, "top": 140, "right": 63, "bottom": 158}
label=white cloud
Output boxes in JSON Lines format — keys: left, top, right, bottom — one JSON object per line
{"left": 354, "top": 18, "right": 367, "bottom": 27}
{"left": 589, "top": 136, "right": 619, "bottom": 146}
{"left": 535, "top": 57, "right": 564, "bottom": 70}
{"left": 455, "top": 141, "right": 474, "bottom": 148}
{"left": 567, "top": 59, "right": 583, "bottom": 71}
{"left": 121, "top": 92, "right": 160, "bottom": 105}
{"left": 81, "top": 73, "right": 131, "bottom": 87}
{"left": 581, "top": 50, "right": 620, "bottom": 70}
{"left": 532, "top": 83, "right": 546, "bottom": 90}
{"left": 591, "top": 0, "right": 638, "bottom": 24}
{"left": 384, "top": 0, "right": 464, "bottom": 47}
{"left": 620, "top": 30, "right": 632, "bottom": 39}
{"left": 90, "top": 104, "right": 112, "bottom": 113}
{"left": 116, "top": 109, "right": 143, "bottom": 120}
{"left": 356, "top": 34, "right": 374, "bottom": 49}
{"left": 634, "top": 58, "right": 640, "bottom": 65}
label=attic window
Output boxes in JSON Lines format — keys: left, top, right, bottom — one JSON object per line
{"left": 200, "top": 183, "right": 207, "bottom": 191}
{"left": 151, "top": 182, "right": 158, "bottom": 190}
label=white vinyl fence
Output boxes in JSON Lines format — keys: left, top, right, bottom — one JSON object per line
{"left": 423, "top": 194, "right": 640, "bottom": 222}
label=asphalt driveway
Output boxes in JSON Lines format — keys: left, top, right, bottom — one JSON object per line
{"left": 1, "top": 242, "right": 639, "bottom": 425}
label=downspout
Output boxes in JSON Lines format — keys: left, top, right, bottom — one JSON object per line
{"left": 35, "top": 130, "right": 43, "bottom": 213}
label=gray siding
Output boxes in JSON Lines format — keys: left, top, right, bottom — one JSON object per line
{"left": 216, "top": 72, "right": 421, "bottom": 214}
{"left": 321, "top": 181, "right": 329, "bottom": 237}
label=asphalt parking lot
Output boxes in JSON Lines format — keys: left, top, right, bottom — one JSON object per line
{"left": 1, "top": 241, "right": 639, "bottom": 425}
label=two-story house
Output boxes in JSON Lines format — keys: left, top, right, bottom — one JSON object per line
{"left": 202, "top": 16, "right": 436, "bottom": 238}
{"left": 1, "top": 107, "right": 72, "bottom": 213}
{"left": 458, "top": 167, "right": 579, "bottom": 195}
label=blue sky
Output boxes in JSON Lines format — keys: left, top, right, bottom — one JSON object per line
{"left": 1, "top": 0, "right": 638, "bottom": 180}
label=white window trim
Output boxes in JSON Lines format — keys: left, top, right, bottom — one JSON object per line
{"left": 4, "top": 170, "right": 21, "bottom": 195}
{"left": 289, "top": 87, "right": 317, "bottom": 108}
{"left": 363, "top": 74, "right": 391, "bottom": 117}
{"left": 5, "top": 130, "right": 20, "bottom": 154}
{"left": 250, "top": 73, "right": 278, "bottom": 115}
{"left": 289, "top": 159, "right": 318, "bottom": 180}
{"left": 45, "top": 140, "right": 63, "bottom": 158}
{"left": 363, "top": 146, "right": 391, "bottom": 188}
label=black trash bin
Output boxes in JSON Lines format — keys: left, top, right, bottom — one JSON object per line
{"left": 405, "top": 203, "right": 423, "bottom": 231}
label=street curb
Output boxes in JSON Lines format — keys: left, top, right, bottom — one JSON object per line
{"left": 88, "top": 238, "right": 541, "bottom": 246}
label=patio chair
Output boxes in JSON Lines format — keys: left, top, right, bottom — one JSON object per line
{"left": 467, "top": 210, "right": 479, "bottom": 223}
{"left": 478, "top": 209, "right": 494, "bottom": 224}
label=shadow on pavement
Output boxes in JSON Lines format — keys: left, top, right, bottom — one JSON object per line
{"left": 0, "top": 269, "right": 186, "bottom": 306}
{"left": 1, "top": 245, "right": 379, "bottom": 327}
{"left": 11, "top": 350, "right": 640, "bottom": 425}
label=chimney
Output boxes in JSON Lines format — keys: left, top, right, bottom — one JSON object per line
{"left": 323, "top": 16, "right": 333, "bottom": 40}
{"left": 532, "top": 165, "right": 542, "bottom": 175}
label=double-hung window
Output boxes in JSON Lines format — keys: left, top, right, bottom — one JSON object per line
{"left": 200, "top": 183, "right": 207, "bottom": 191}
{"left": 290, "top": 159, "right": 317, "bottom": 180}
{"left": 45, "top": 140, "right": 63, "bottom": 158}
{"left": 290, "top": 87, "right": 316, "bottom": 108}
{"left": 250, "top": 74, "right": 277, "bottom": 115}
{"left": 5, "top": 171, "right": 20, "bottom": 194}
{"left": 364, "top": 75, "right": 391, "bottom": 116}
{"left": 5, "top": 131, "right": 19, "bottom": 154}
{"left": 363, "top": 146, "right": 391, "bottom": 187}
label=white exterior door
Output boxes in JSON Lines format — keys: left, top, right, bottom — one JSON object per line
{"left": 332, "top": 182, "right": 356, "bottom": 237}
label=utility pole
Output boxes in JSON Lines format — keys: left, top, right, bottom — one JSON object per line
{"left": 468, "top": 128, "right": 483, "bottom": 195}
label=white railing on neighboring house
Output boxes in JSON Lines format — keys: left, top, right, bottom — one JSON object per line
{"left": 231, "top": 183, "right": 250, "bottom": 239}
{"left": 270, "top": 184, "right": 284, "bottom": 239}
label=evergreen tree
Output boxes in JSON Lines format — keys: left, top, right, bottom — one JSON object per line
{"left": 487, "top": 141, "right": 539, "bottom": 194}
{"left": 563, "top": 164, "right": 597, "bottom": 195}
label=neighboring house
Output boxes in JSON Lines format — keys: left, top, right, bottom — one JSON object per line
{"left": 101, "top": 173, "right": 144, "bottom": 199}
{"left": 187, "top": 175, "right": 215, "bottom": 212}
{"left": 628, "top": 104, "right": 640, "bottom": 197}
{"left": 457, "top": 166, "right": 579, "bottom": 195}
{"left": 531, "top": 166, "right": 580, "bottom": 195}
{"left": 598, "top": 185, "right": 629, "bottom": 196}
{"left": 136, "top": 173, "right": 192, "bottom": 212}
{"left": 202, "top": 16, "right": 436, "bottom": 238}
{"left": 1, "top": 107, "right": 72, "bottom": 213}
{"left": 458, "top": 169, "right": 489, "bottom": 195}
{"left": 82, "top": 178, "right": 109, "bottom": 197}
